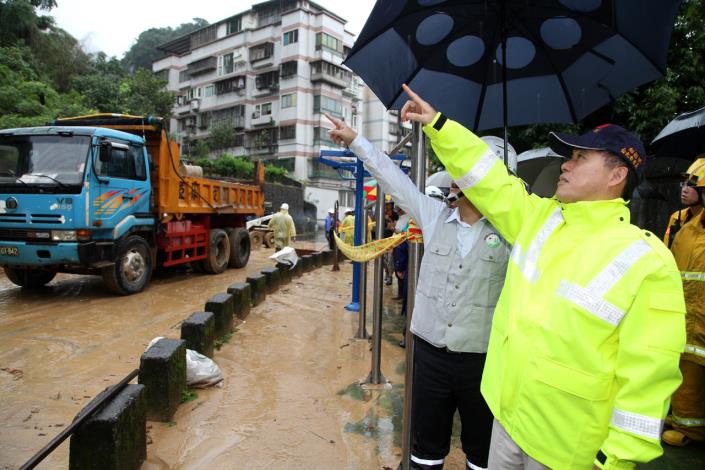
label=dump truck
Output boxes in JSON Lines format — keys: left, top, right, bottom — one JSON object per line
{"left": 0, "top": 114, "right": 264, "bottom": 294}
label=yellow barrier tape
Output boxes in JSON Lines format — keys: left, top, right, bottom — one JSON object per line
{"left": 334, "top": 220, "right": 423, "bottom": 262}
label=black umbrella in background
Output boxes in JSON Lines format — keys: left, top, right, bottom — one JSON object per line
{"left": 344, "top": 0, "right": 683, "bottom": 161}
{"left": 651, "top": 106, "right": 705, "bottom": 160}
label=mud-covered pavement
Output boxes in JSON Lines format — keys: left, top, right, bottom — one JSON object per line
{"left": 1, "top": 243, "right": 472, "bottom": 469}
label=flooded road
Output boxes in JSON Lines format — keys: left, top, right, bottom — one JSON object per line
{"left": 0, "top": 241, "right": 470, "bottom": 469}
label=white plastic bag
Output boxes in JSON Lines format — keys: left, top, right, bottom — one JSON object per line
{"left": 269, "top": 246, "right": 298, "bottom": 268}
{"left": 146, "top": 337, "right": 223, "bottom": 388}
{"left": 186, "top": 349, "right": 224, "bottom": 388}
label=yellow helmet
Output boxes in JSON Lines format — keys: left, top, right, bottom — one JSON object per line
{"left": 683, "top": 158, "right": 705, "bottom": 188}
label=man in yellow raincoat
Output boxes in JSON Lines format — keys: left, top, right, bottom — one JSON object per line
{"left": 662, "top": 158, "right": 705, "bottom": 446}
{"left": 399, "top": 84, "right": 685, "bottom": 470}
{"left": 267, "top": 203, "right": 296, "bottom": 250}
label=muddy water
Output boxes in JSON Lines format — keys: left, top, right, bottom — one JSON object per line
{"left": 0, "top": 244, "right": 469, "bottom": 469}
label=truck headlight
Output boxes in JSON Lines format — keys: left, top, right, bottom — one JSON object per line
{"left": 51, "top": 230, "right": 77, "bottom": 241}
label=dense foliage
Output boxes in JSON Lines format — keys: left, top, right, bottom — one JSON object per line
{"left": 0, "top": 0, "right": 189, "bottom": 128}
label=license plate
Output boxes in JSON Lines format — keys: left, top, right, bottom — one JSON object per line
{"left": 0, "top": 246, "right": 19, "bottom": 256}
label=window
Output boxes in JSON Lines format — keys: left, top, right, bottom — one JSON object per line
{"left": 254, "top": 103, "right": 272, "bottom": 117}
{"left": 220, "top": 53, "right": 234, "bottom": 75}
{"left": 215, "top": 76, "right": 246, "bottom": 95}
{"left": 280, "top": 60, "right": 297, "bottom": 78}
{"left": 190, "top": 25, "right": 217, "bottom": 49}
{"left": 283, "top": 29, "right": 298, "bottom": 45}
{"left": 310, "top": 60, "right": 352, "bottom": 86}
{"left": 255, "top": 71, "right": 279, "bottom": 90}
{"left": 211, "top": 105, "right": 245, "bottom": 129}
{"left": 313, "top": 127, "right": 335, "bottom": 146}
{"left": 234, "top": 134, "right": 244, "bottom": 147}
{"left": 96, "top": 144, "right": 146, "bottom": 181}
{"left": 204, "top": 85, "right": 215, "bottom": 97}
{"left": 226, "top": 16, "right": 242, "bottom": 35}
{"left": 155, "top": 69, "right": 169, "bottom": 81}
{"left": 281, "top": 93, "right": 297, "bottom": 108}
{"left": 249, "top": 42, "right": 274, "bottom": 62}
{"left": 279, "top": 125, "right": 296, "bottom": 140}
{"left": 315, "top": 33, "right": 342, "bottom": 54}
{"left": 313, "top": 95, "right": 342, "bottom": 116}
{"left": 179, "top": 70, "right": 190, "bottom": 82}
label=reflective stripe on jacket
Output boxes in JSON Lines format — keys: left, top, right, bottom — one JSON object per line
{"left": 669, "top": 208, "right": 705, "bottom": 366}
{"left": 424, "top": 114, "right": 685, "bottom": 470}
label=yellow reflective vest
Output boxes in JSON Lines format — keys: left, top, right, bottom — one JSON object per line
{"left": 424, "top": 114, "right": 685, "bottom": 470}
{"left": 668, "top": 206, "right": 705, "bottom": 366}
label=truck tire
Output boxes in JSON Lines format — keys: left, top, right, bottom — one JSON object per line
{"left": 249, "top": 230, "right": 263, "bottom": 251}
{"left": 226, "top": 227, "right": 250, "bottom": 268}
{"left": 201, "top": 228, "right": 230, "bottom": 274}
{"left": 102, "top": 235, "right": 152, "bottom": 295}
{"left": 3, "top": 266, "right": 57, "bottom": 288}
{"left": 264, "top": 231, "right": 275, "bottom": 248}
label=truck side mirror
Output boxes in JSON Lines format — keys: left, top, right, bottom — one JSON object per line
{"left": 99, "top": 143, "right": 112, "bottom": 163}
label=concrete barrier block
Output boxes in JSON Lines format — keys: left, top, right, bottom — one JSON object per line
{"left": 313, "top": 252, "right": 323, "bottom": 268}
{"left": 180, "top": 312, "right": 215, "bottom": 358}
{"left": 301, "top": 255, "right": 314, "bottom": 272}
{"left": 247, "top": 274, "right": 267, "bottom": 306}
{"left": 321, "top": 249, "right": 334, "bottom": 265}
{"left": 205, "top": 293, "right": 234, "bottom": 337}
{"left": 275, "top": 262, "right": 293, "bottom": 284}
{"left": 260, "top": 267, "right": 280, "bottom": 293}
{"left": 226, "top": 282, "right": 251, "bottom": 320}
{"left": 138, "top": 339, "right": 186, "bottom": 422}
{"left": 69, "top": 384, "right": 146, "bottom": 470}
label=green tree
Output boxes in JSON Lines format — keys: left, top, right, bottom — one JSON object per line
{"left": 191, "top": 139, "right": 210, "bottom": 159}
{"left": 71, "top": 52, "right": 124, "bottom": 112}
{"left": 120, "top": 68, "right": 174, "bottom": 117}
{"left": 121, "top": 18, "right": 208, "bottom": 71}
{"left": 209, "top": 121, "right": 235, "bottom": 150}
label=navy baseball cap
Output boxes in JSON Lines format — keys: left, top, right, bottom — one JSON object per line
{"left": 549, "top": 124, "right": 647, "bottom": 179}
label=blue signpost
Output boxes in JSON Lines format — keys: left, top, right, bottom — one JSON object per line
{"left": 318, "top": 149, "right": 408, "bottom": 311}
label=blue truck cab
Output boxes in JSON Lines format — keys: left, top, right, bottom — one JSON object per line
{"left": 0, "top": 125, "right": 155, "bottom": 293}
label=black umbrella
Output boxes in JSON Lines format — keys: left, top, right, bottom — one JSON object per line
{"left": 651, "top": 106, "right": 705, "bottom": 160}
{"left": 345, "top": 0, "right": 683, "bottom": 152}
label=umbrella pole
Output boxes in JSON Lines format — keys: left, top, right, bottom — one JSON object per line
{"left": 399, "top": 123, "right": 425, "bottom": 470}
{"left": 501, "top": 0, "right": 509, "bottom": 166}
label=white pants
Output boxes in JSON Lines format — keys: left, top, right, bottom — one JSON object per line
{"left": 487, "top": 419, "right": 550, "bottom": 470}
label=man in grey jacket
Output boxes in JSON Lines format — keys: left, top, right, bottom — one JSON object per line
{"left": 326, "top": 115, "right": 510, "bottom": 470}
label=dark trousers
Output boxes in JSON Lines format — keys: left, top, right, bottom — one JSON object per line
{"left": 410, "top": 336, "right": 493, "bottom": 470}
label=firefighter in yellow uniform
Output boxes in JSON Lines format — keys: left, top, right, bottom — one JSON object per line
{"left": 663, "top": 160, "right": 705, "bottom": 248}
{"left": 399, "top": 85, "right": 685, "bottom": 470}
{"left": 267, "top": 203, "right": 296, "bottom": 250}
{"left": 662, "top": 158, "right": 705, "bottom": 446}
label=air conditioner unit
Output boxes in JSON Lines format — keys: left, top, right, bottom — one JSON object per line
{"left": 184, "top": 117, "right": 196, "bottom": 128}
{"left": 190, "top": 99, "right": 200, "bottom": 111}
{"left": 252, "top": 112, "right": 260, "bottom": 119}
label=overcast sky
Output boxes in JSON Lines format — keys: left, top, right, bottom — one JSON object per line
{"left": 50, "top": 0, "right": 378, "bottom": 58}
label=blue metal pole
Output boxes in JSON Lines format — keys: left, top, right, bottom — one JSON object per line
{"left": 345, "top": 157, "right": 365, "bottom": 312}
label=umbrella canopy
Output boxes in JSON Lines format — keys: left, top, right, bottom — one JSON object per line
{"left": 517, "top": 147, "right": 564, "bottom": 196}
{"left": 651, "top": 106, "right": 705, "bottom": 160}
{"left": 345, "top": 0, "right": 683, "bottom": 133}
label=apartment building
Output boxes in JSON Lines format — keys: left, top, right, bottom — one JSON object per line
{"left": 152, "top": 0, "right": 408, "bottom": 219}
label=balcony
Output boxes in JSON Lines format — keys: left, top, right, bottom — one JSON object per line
{"left": 310, "top": 71, "right": 349, "bottom": 88}
{"left": 186, "top": 56, "right": 217, "bottom": 76}
{"left": 253, "top": 82, "right": 279, "bottom": 97}
{"left": 251, "top": 113, "right": 275, "bottom": 127}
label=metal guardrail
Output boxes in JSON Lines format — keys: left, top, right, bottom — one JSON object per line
{"left": 19, "top": 369, "right": 140, "bottom": 470}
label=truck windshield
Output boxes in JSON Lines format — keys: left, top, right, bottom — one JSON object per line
{"left": 0, "top": 134, "right": 90, "bottom": 188}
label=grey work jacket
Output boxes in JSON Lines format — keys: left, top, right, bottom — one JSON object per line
{"left": 412, "top": 207, "right": 510, "bottom": 352}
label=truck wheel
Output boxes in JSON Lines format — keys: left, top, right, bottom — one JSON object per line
{"left": 264, "top": 232, "right": 275, "bottom": 248}
{"left": 3, "top": 266, "right": 57, "bottom": 288}
{"left": 102, "top": 235, "right": 152, "bottom": 295}
{"left": 226, "top": 227, "right": 250, "bottom": 268}
{"left": 249, "top": 231, "right": 263, "bottom": 251}
{"left": 201, "top": 228, "right": 230, "bottom": 274}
